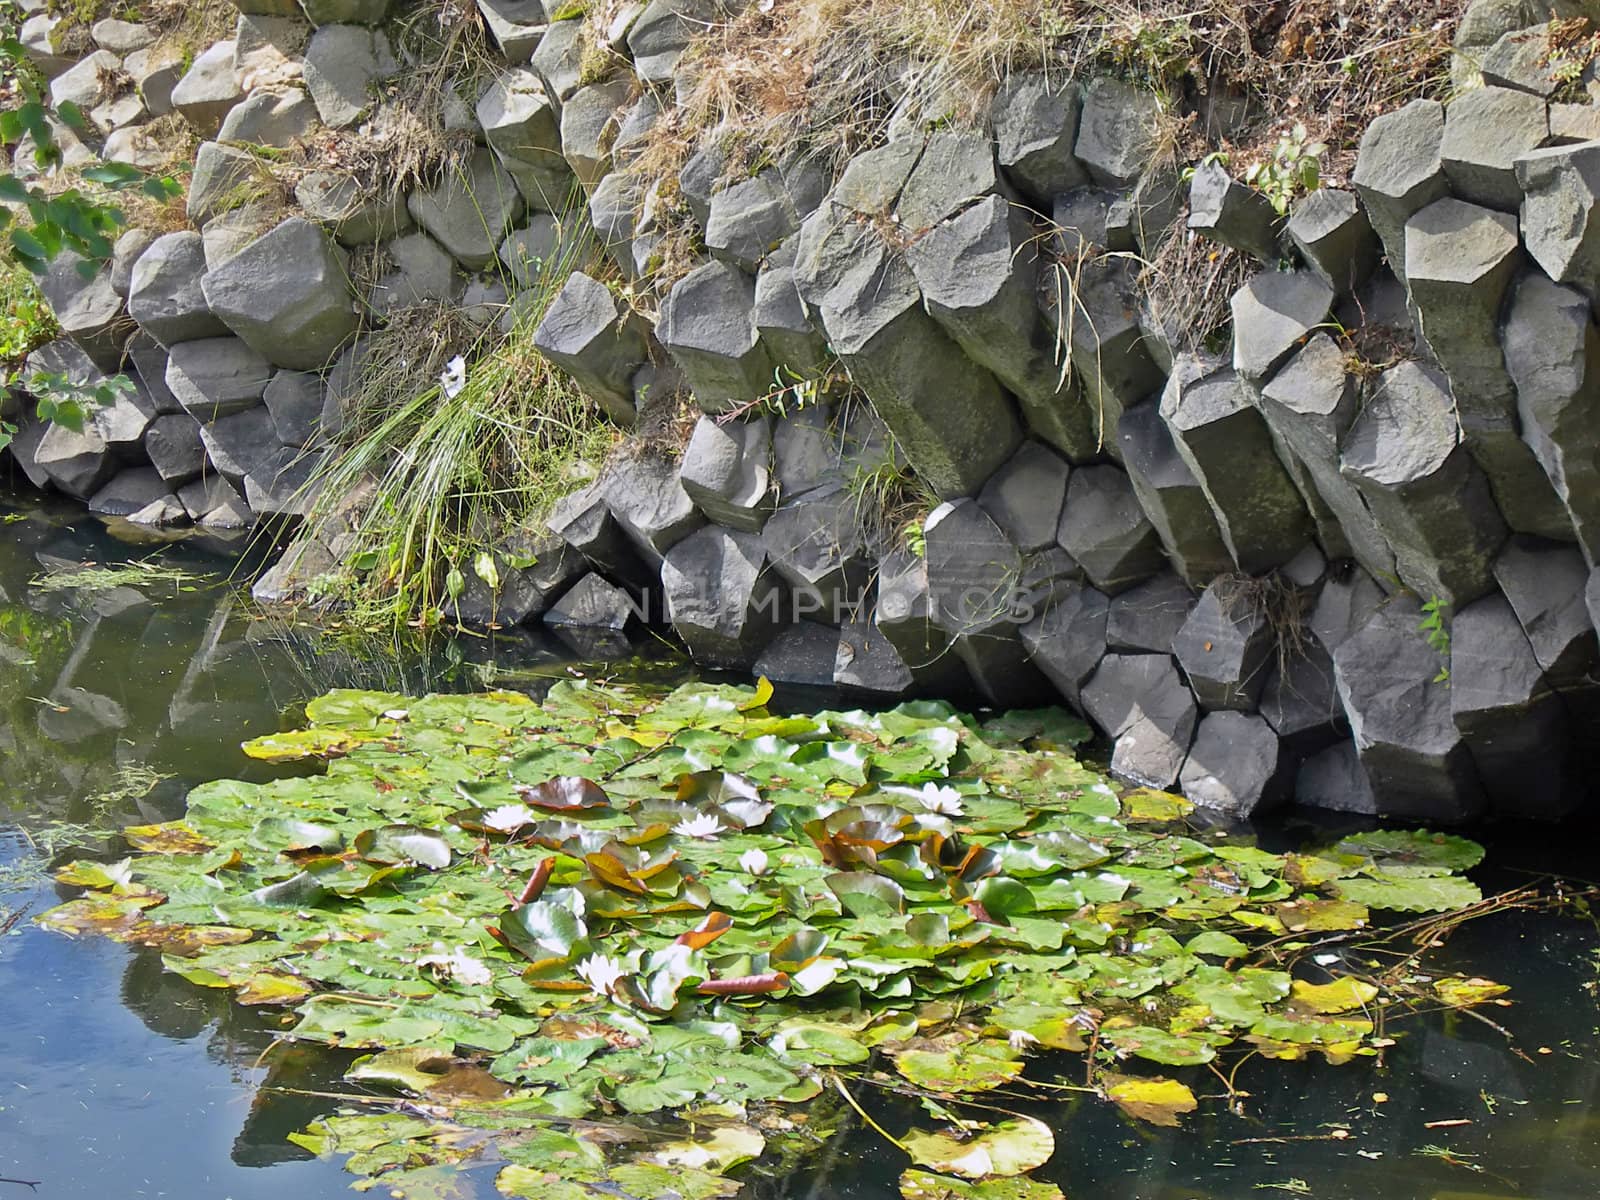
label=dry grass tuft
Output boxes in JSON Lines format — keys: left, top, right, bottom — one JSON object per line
{"left": 1139, "top": 222, "right": 1254, "bottom": 358}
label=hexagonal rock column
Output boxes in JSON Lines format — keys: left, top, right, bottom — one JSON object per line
{"left": 656, "top": 261, "right": 776, "bottom": 411}
{"left": 478, "top": 69, "right": 572, "bottom": 213}
{"left": 991, "top": 73, "right": 1086, "bottom": 205}
{"left": 705, "top": 171, "right": 810, "bottom": 274}
{"left": 1285, "top": 188, "right": 1379, "bottom": 297}
{"left": 533, "top": 272, "right": 648, "bottom": 427}
{"left": 875, "top": 549, "right": 977, "bottom": 696}
{"left": 303, "top": 25, "right": 395, "bottom": 128}
{"left": 1493, "top": 536, "right": 1600, "bottom": 690}
{"left": 761, "top": 485, "right": 867, "bottom": 621}
{"left": 1333, "top": 596, "right": 1486, "bottom": 822}
{"left": 793, "top": 144, "right": 1021, "bottom": 498}
{"left": 1230, "top": 270, "right": 1334, "bottom": 386}
{"left": 1115, "top": 401, "right": 1233, "bottom": 587}
{"left": 1295, "top": 740, "right": 1378, "bottom": 815}
{"left": 1158, "top": 364, "right": 1311, "bottom": 574}
{"left": 407, "top": 148, "right": 523, "bottom": 270}
{"left": 1057, "top": 464, "right": 1165, "bottom": 595}
{"left": 748, "top": 621, "right": 842, "bottom": 689}
{"left": 1257, "top": 334, "right": 1396, "bottom": 582}
{"left": 678, "top": 414, "right": 774, "bottom": 532}
{"left": 143, "top": 413, "right": 207, "bottom": 485}
{"left": 1516, "top": 140, "right": 1600, "bottom": 301}
{"left": 560, "top": 79, "right": 632, "bottom": 191}
{"left": 1081, "top": 653, "right": 1198, "bottom": 790}
{"left": 976, "top": 441, "right": 1070, "bottom": 554}
{"left": 906, "top": 195, "right": 1098, "bottom": 463}
{"left": 1439, "top": 85, "right": 1548, "bottom": 211}
{"left": 1340, "top": 361, "right": 1507, "bottom": 608}
{"left": 1178, "top": 711, "right": 1291, "bottom": 817}
{"left": 1106, "top": 572, "right": 1195, "bottom": 655}
{"left": 40, "top": 255, "right": 127, "bottom": 372}
{"left": 1351, "top": 98, "right": 1448, "bottom": 284}
{"left": 34, "top": 422, "right": 115, "bottom": 498}
{"left": 545, "top": 482, "right": 658, "bottom": 594}
{"left": 1074, "top": 77, "right": 1162, "bottom": 190}
{"left": 1259, "top": 641, "right": 1346, "bottom": 756}
{"left": 1171, "top": 582, "right": 1274, "bottom": 711}
{"left": 165, "top": 337, "right": 273, "bottom": 419}
{"left": 1186, "top": 160, "right": 1281, "bottom": 263}
{"left": 1450, "top": 591, "right": 1578, "bottom": 820}
{"left": 1020, "top": 580, "right": 1109, "bottom": 711}
{"left": 127, "top": 232, "right": 229, "bottom": 346}
{"left": 1404, "top": 197, "right": 1569, "bottom": 540}
{"left": 662, "top": 525, "right": 783, "bottom": 668}
{"left": 541, "top": 572, "right": 639, "bottom": 655}
{"left": 752, "top": 238, "right": 830, "bottom": 379}
{"left": 200, "top": 217, "right": 357, "bottom": 371}
{"left": 596, "top": 451, "right": 704, "bottom": 565}
{"left": 170, "top": 42, "right": 242, "bottom": 135}
{"left": 834, "top": 609, "right": 917, "bottom": 696}
{"left": 1502, "top": 271, "right": 1600, "bottom": 562}
{"left": 1047, "top": 255, "right": 1164, "bottom": 458}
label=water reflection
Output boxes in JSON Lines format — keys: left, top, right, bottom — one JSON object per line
{"left": 4, "top": 492, "right": 1600, "bottom": 1198}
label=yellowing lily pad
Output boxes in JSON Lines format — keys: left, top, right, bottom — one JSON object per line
{"left": 902, "top": 1117, "right": 1054, "bottom": 1179}
{"left": 123, "top": 821, "right": 214, "bottom": 854}
{"left": 1290, "top": 977, "right": 1379, "bottom": 1014}
{"left": 1104, "top": 1074, "right": 1198, "bottom": 1127}
{"left": 892, "top": 1040, "right": 1024, "bottom": 1093}
{"left": 899, "top": 1170, "right": 1065, "bottom": 1200}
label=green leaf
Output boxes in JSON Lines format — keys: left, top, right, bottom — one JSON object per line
{"left": 1332, "top": 874, "right": 1481, "bottom": 913}
{"left": 903, "top": 1117, "right": 1053, "bottom": 1179}
{"left": 899, "top": 1171, "right": 1065, "bottom": 1200}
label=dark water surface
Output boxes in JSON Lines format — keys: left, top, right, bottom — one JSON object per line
{"left": 3, "top": 491, "right": 1600, "bottom": 1200}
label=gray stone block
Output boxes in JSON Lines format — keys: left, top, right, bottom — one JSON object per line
{"left": 165, "top": 337, "right": 273, "bottom": 420}
{"left": 40, "top": 255, "right": 127, "bottom": 372}
{"left": 627, "top": 0, "right": 717, "bottom": 84}
{"left": 1180, "top": 711, "right": 1291, "bottom": 817}
{"left": 1439, "top": 85, "right": 1548, "bottom": 211}
{"left": 896, "top": 129, "right": 1005, "bottom": 232}
{"left": 303, "top": 25, "right": 395, "bottom": 128}
{"left": 180, "top": 474, "right": 254, "bottom": 529}
{"left": 529, "top": 17, "right": 584, "bottom": 99}
{"left": 242, "top": 446, "right": 323, "bottom": 518}
{"left": 907, "top": 195, "right": 1098, "bottom": 462}
{"left": 125, "top": 46, "right": 183, "bottom": 116}
{"left": 560, "top": 79, "right": 631, "bottom": 189}
{"left": 1549, "top": 101, "right": 1600, "bottom": 144}
{"left": 762, "top": 485, "right": 867, "bottom": 619}
{"left": 834, "top": 608, "right": 916, "bottom": 695}
{"left": 1258, "top": 334, "right": 1397, "bottom": 582}
{"left": 1450, "top": 590, "right": 1577, "bottom": 819}
{"left": 263, "top": 370, "right": 328, "bottom": 448}
{"left": 1020, "top": 579, "right": 1109, "bottom": 710}
{"left": 657, "top": 260, "right": 776, "bottom": 410}
{"left": 599, "top": 452, "right": 704, "bottom": 564}
{"left": 1050, "top": 188, "right": 1116, "bottom": 257}
{"left": 452, "top": 529, "right": 586, "bottom": 629}
{"left": 186, "top": 142, "right": 265, "bottom": 228}
{"left": 91, "top": 380, "right": 158, "bottom": 461}
{"left": 89, "top": 468, "right": 185, "bottom": 524}
{"left": 498, "top": 215, "right": 563, "bottom": 290}
{"left": 1186, "top": 159, "right": 1281, "bottom": 262}
{"left": 1333, "top": 596, "right": 1486, "bottom": 822}
{"left": 753, "top": 621, "right": 841, "bottom": 689}
{"left": 1106, "top": 572, "right": 1195, "bottom": 654}
{"left": 302, "top": 0, "right": 391, "bottom": 24}
{"left": 1259, "top": 640, "right": 1346, "bottom": 755}
{"left": 1159, "top": 363, "right": 1312, "bottom": 573}
{"left": 977, "top": 440, "right": 1070, "bottom": 553}
{"left": 1340, "top": 361, "right": 1507, "bottom": 607}
{"left": 199, "top": 405, "right": 278, "bottom": 486}
{"left": 476, "top": 0, "right": 546, "bottom": 61}
{"left": 753, "top": 237, "right": 830, "bottom": 379}
{"left": 34, "top": 421, "right": 115, "bottom": 498}
{"left": 544, "top": 572, "right": 639, "bottom": 632}
{"left": 110, "top": 228, "right": 159, "bottom": 299}
{"left": 532, "top": 271, "right": 648, "bottom": 426}
{"left": 1049, "top": 254, "right": 1165, "bottom": 454}
{"left": 1504, "top": 270, "right": 1600, "bottom": 560}
{"left": 479, "top": 68, "right": 573, "bottom": 212}
{"left": 201, "top": 217, "right": 357, "bottom": 370}
{"left": 219, "top": 87, "right": 318, "bottom": 148}
{"left": 1074, "top": 77, "right": 1162, "bottom": 189}
{"left": 127, "top": 232, "right": 227, "bottom": 346}
{"left": 1108, "top": 165, "right": 1185, "bottom": 257}
{"left": 170, "top": 42, "right": 242, "bottom": 135}
{"left": 793, "top": 167, "right": 1021, "bottom": 498}
{"left": 1230, "top": 269, "right": 1334, "bottom": 385}
{"left": 1056, "top": 464, "right": 1164, "bottom": 594}
{"left": 1481, "top": 23, "right": 1561, "bottom": 96}
{"left": 1286, "top": 188, "right": 1380, "bottom": 297}
{"left": 679, "top": 413, "right": 774, "bottom": 532}
{"left": 1309, "top": 565, "right": 1389, "bottom": 655}
{"left": 368, "top": 231, "right": 465, "bottom": 316}
{"left": 296, "top": 170, "right": 412, "bottom": 245}
{"left": 1294, "top": 739, "right": 1378, "bottom": 815}
{"left": 142, "top": 413, "right": 207, "bottom": 485}
{"left": 407, "top": 147, "right": 523, "bottom": 270}
{"left": 1172, "top": 581, "right": 1274, "bottom": 711}
{"left": 1081, "top": 652, "right": 1198, "bottom": 790}
{"left": 1351, "top": 98, "right": 1448, "bottom": 284}
{"left": 875, "top": 549, "right": 975, "bottom": 695}
{"left": 992, "top": 73, "right": 1086, "bottom": 204}
{"left": 662, "top": 525, "right": 783, "bottom": 668}
{"left": 706, "top": 171, "right": 804, "bottom": 273}
{"left": 546, "top": 482, "right": 658, "bottom": 591}
{"left": 1515, "top": 140, "right": 1600, "bottom": 299}
{"left": 125, "top": 332, "right": 182, "bottom": 414}
{"left": 1115, "top": 400, "right": 1234, "bottom": 587}
{"left": 1494, "top": 535, "right": 1600, "bottom": 688}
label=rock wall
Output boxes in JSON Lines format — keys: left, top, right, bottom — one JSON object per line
{"left": 6, "top": 0, "right": 1600, "bottom": 825}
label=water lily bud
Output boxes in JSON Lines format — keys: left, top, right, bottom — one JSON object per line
{"left": 740, "top": 847, "right": 769, "bottom": 876}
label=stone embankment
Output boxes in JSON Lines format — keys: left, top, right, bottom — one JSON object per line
{"left": 6, "top": 0, "right": 1600, "bottom": 824}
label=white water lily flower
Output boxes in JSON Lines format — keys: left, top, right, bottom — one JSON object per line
{"left": 440, "top": 355, "right": 468, "bottom": 398}
{"left": 674, "top": 812, "right": 725, "bottom": 840}
{"left": 575, "top": 953, "right": 626, "bottom": 999}
{"left": 417, "top": 944, "right": 492, "bottom": 988}
{"left": 740, "top": 847, "right": 769, "bottom": 876}
{"left": 913, "top": 783, "right": 964, "bottom": 816}
{"left": 481, "top": 803, "right": 536, "bottom": 833}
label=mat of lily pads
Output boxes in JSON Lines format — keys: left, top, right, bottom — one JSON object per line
{"left": 39, "top": 678, "right": 1502, "bottom": 1199}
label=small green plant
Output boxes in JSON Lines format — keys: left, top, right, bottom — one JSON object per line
{"left": 1244, "top": 122, "right": 1327, "bottom": 216}
{"left": 1419, "top": 594, "right": 1451, "bottom": 684}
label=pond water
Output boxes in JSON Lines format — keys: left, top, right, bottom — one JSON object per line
{"left": 3, "top": 489, "right": 1600, "bottom": 1200}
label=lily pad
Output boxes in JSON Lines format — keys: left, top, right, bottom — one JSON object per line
{"left": 903, "top": 1117, "right": 1054, "bottom": 1179}
{"left": 1104, "top": 1074, "right": 1198, "bottom": 1127}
